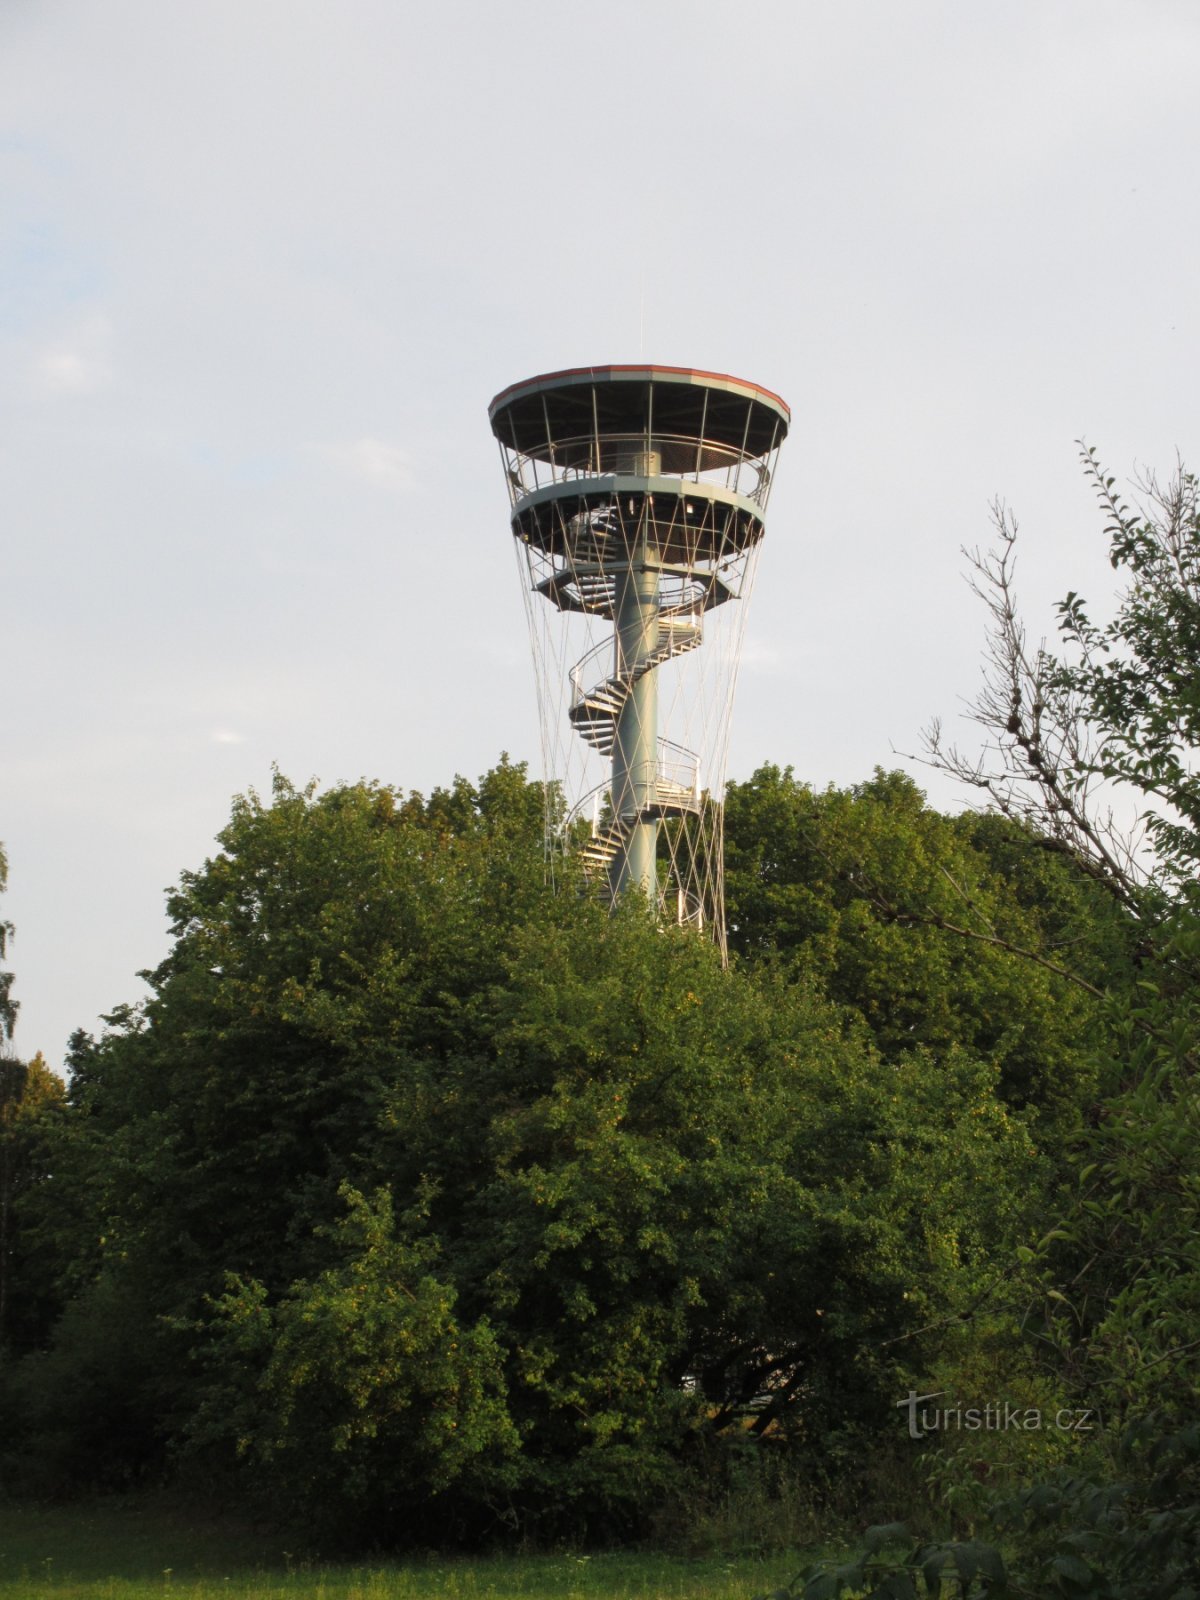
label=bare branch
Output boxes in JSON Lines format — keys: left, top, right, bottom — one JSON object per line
{"left": 910, "top": 498, "right": 1149, "bottom": 917}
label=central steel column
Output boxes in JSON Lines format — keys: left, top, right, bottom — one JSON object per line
{"left": 609, "top": 477, "right": 660, "bottom": 904}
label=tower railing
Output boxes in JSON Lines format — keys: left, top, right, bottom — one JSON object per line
{"left": 499, "top": 432, "right": 775, "bottom": 507}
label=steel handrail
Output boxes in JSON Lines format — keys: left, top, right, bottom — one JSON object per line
{"left": 563, "top": 748, "right": 702, "bottom": 835}
{"left": 567, "top": 613, "right": 703, "bottom": 712}
{"left": 507, "top": 431, "right": 773, "bottom": 505}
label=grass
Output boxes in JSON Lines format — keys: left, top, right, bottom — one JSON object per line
{"left": 0, "top": 1502, "right": 810, "bottom": 1600}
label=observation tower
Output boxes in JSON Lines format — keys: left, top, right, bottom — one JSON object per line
{"left": 489, "top": 364, "right": 789, "bottom": 958}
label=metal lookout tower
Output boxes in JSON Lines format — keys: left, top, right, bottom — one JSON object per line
{"left": 489, "top": 364, "right": 789, "bottom": 958}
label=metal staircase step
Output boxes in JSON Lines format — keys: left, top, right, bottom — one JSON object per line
{"left": 575, "top": 728, "right": 615, "bottom": 756}
{"left": 654, "top": 780, "right": 700, "bottom": 805}
{"left": 579, "top": 833, "right": 620, "bottom": 869}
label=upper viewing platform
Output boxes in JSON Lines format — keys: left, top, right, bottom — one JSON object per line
{"left": 488, "top": 364, "right": 790, "bottom": 474}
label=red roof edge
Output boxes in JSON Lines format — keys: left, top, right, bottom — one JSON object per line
{"left": 488, "top": 364, "right": 790, "bottom": 421}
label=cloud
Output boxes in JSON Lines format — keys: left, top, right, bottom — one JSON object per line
{"left": 210, "top": 728, "right": 247, "bottom": 745}
{"left": 324, "top": 437, "right": 413, "bottom": 493}
{"left": 34, "top": 314, "right": 113, "bottom": 394}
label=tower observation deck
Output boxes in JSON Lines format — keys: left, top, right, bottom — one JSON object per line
{"left": 489, "top": 364, "right": 789, "bottom": 958}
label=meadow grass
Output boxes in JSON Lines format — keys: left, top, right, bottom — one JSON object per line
{"left": 0, "top": 1503, "right": 810, "bottom": 1600}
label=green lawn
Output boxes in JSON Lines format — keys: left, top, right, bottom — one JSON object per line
{"left": 0, "top": 1503, "right": 808, "bottom": 1600}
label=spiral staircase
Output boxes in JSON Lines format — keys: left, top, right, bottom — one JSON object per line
{"left": 565, "top": 602, "right": 705, "bottom": 887}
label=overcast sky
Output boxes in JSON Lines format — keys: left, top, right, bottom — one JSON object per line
{"left": 3, "top": 0, "right": 1198, "bottom": 1072}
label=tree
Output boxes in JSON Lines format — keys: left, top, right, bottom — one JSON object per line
{"left": 914, "top": 448, "right": 1200, "bottom": 1404}
{"left": 0, "top": 845, "right": 66, "bottom": 1360}
{"left": 878, "top": 448, "right": 1200, "bottom": 1594}
{"left": 12, "top": 760, "right": 1044, "bottom": 1539}
{"left": 0, "top": 844, "right": 16, "bottom": 1045}
{"left": 924, "top": 445, "right": 1200, "bottom": 924}
{"left": 425, "top": 899, "right": 1035, "bottom": 1531}
{"left": 59, "top": 762, "right": 550, "bottom": 1320}
{"left": 6, "top": 763, "right": 555, "bottom": 1496}
{"left": 0, "top": 1053, "right": 65, "bottom": 1357}
{"left": 723, "top": 764, "right": 1120, "bottom": 1124}
{"left": 192, "top": 1186, "right": 519, "bottom": 1547}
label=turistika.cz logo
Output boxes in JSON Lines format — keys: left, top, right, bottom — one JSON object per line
{"left": 896, "top": 1390, "right": 1098, "bottom": 1440}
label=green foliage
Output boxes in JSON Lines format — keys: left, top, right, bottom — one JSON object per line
{"left": 761, "top": 1523, "right": 1010, "bottom": 1599}
{"left": 986, "top": 1416, "right": 1200, "bottom": 1599}
{"left": 0, "top": 842, "right": 16, "bottom": 1044}
{"left": 6, "top": 763, "right": 552, "bottom": 1502}
{"left": 3, "top": 757, "right": 1056, "bottom": 1541}
{"left": 191, "top": 1184, "right": 518, "bottom": 1544}
{"left": 964, "top": 456, "right": 1200, "bottom": 1457}
{"left": 1056, "top": 449, "right": 1200, "bottom": 902}
{"left": 58, "top": 761, "right": 549, "bottom": 1323}
{"left": 0, "top": 1051, "right": 65, "bottom": 1356}
{"left": 724, "top": 766, "right": 1113, "bottom": 1124}
{"left": 424, "top": 906, "right": 1036, "bottom": 1531}
{"left": 849, "top": 446, "right": 1200, "bottom": 1597}
{"left": 1005, "top": 921, "right": 1200, "bottom": 1434}
{"left": 770, "top": 1417, "right": 1200, "bottom": 1598}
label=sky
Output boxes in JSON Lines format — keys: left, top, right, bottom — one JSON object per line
{"left": 3, "top": 0, "right": 1199, "bottom": 1073}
